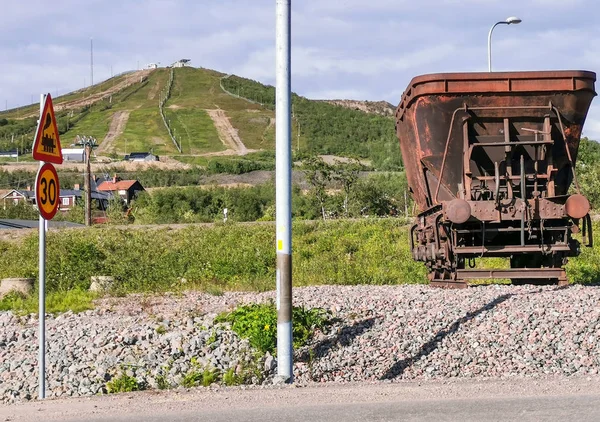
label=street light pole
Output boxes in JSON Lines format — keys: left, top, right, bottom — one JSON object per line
{"left": 488, "top": 16, "right": 522, "bottom": 72}
{"left": 84, "top": 143, "right": 92, "bottom": 226}
{"left": 275, "top": 0, "right": 293, "bottom": 383}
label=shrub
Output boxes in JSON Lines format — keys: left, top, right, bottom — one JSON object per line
{"left": 215, "top": 302, "right": 330, "bottom": 355}
{"left": 106, "top": 373, "right": 141, "bottom": 393}
{"left": 0, "top": 220, "right": 432, "bottom": 306}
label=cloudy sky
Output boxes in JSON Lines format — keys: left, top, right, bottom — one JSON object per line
{"left": 1, "top": 0, "right": 599, "bottom": 138}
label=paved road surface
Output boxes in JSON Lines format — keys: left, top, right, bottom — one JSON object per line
{"left": 2, "top": 377, "right": 599, "bottom": 422}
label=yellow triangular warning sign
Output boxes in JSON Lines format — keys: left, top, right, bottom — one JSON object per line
{"left": 32, "top": 94, "right": 63, "bottom": 164}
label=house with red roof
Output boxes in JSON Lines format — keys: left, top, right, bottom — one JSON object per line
{"left": 97, "top": 175, "right": 145, "bottom": 205}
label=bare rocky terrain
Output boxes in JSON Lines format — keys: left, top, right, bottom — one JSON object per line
{"left": 0, "top": 284, "right": 598, "bottom": 404}
{"left": 322, "top": 100, "right": 396, "bottom": 116}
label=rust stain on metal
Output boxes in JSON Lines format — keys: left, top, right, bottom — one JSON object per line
{"left": 565, "top": 194, "right": 590, "bottom": 219}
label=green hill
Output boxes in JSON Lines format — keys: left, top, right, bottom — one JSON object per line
{"left": 0, "top": 66, "right": 402, "bottom": 170}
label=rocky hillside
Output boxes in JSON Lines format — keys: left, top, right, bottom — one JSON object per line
{"left": 322, "top": 100, "right": 396, "bottom": 116}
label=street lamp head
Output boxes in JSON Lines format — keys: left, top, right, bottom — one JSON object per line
{"left": 489, "top": 16, "right": 523, "bottom": 72}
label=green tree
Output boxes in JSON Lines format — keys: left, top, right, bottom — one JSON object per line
{"left": 331, "top": 159, "right": 362, "bottom": 217}
{"left": 576, "top": 137, "right": 600, "bottom": 208}
{"left": 302, "top": 157, "right": 332, "bottom": 220}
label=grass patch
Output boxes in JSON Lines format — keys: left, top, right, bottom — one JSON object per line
{"left": 115, "top": 108, "right": 172, "bottom": 154}
{"left": 0, "top": 220, "right": 430, "bottom": 297}
{"left": 0, "top": 156, "right": 35, "bottom": 163}
{"left": 227, "top": 110, "right": 274, "bottom": 150}
{"left": 61, "top": 110, "right": 112, "bottom": 143}
{"left": 0, "top": 289, "right": 96, "bottom": 314}
{"left": 182, "top": 366, "right": 219, "bottom": 388}
{"left": 163, "top": 107, "right": 223, "bottom": 154}
{"left": 215, "top": 302, "right": 330, "bottom": 355}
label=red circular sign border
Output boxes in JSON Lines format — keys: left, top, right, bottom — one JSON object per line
{"left": 35, "top": 162, "right": 60, "bottom": 220}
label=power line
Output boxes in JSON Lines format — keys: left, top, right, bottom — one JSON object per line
{"left": 90, "top": 37, "right": 94, "bottom": 87}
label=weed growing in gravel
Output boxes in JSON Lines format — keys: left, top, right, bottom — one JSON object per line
{"left": 203, "top": 284, "right": 224, "bottom": 296}
{"left": 155, "top": 373, "right": 170, "bottom": 390}
{"left": 206, "top": 329, "right": 218, "bottom": 345}
{"left": 215, "top": 301, "right": 330, "bottom": 355}
{"left": 155, "top": 325, "right": 167, "bottom": 335}
{"left": 222, "top": 368, "right": 239, "bottom": 386}
{"left": 106, "top": 373, "right": 141, "bottom": 393}
{"left": 182, "top": 366, "right": 219, "bottom": 388}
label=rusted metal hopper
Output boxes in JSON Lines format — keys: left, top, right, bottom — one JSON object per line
{"left": 395, "top": 71, "right": 596, "bottom": 287}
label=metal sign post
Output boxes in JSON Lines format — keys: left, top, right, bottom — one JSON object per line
{"left": 32, "top": 93, "right": 62, "bottom": 399}
{"left": 37, "top": 94, "right": 46, "bottom": 399}
{"left": 275, "top": 0, "right": 293, "bottom": 382}
{"left": 38, "top": 166, "right": 46, "bottom": 400}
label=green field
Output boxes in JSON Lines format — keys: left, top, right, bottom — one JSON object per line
{"left": 61, "top": 111, "right": 112, "bottom": 146}
{"left": 0, "top": 219, "right": 598, "bottom": 304}
{"left": 163, "top": 107, "right": 223, "bottom": 154}
{"left": 0, "top": 220, "right": 427, "bottom": 298}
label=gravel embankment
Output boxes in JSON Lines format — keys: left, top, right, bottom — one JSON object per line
{"left": 0, "top": 284, "right": 599, "bottom": 403}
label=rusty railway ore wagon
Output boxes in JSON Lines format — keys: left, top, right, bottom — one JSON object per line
{"left": 395, "top": 71, "right": 596, "bottom": 287}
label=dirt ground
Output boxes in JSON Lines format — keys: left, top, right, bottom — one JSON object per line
{"left": 205, "top": 109, "right": 257, "bottom": 156}
{"left": 1, "top": 376, "right": 599, "bottom": 421}
{"left": 0, "top": 158, "right": 191, "bottom": 173}
{"left": 17, "top": 70, "right": 154, "bottom": 119}
{"left": 96, "top": 111, "right": 130, "bottom": 155}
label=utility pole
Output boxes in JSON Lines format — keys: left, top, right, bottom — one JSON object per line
{"left": 90, "top": 38, "right": 94, "bottom": 86}
{"left": 84, "top": 143, "right": 92, "bottom": 226}
{"left": 275, "top": 0, "right": 293, "bottom": 383}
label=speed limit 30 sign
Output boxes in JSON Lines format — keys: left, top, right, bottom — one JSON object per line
{"left": 35, "top": 162, "right": 60, "bottom": 220}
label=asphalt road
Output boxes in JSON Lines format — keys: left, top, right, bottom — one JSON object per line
{"left": 2, "top": 377, "right": 600, "bottom": 422}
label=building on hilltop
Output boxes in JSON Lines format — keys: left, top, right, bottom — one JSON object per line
{"left": 172, "top": 59, "right": 191, "bottom": 68}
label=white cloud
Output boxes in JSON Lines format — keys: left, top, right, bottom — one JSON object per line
{"left": 0, "top": 0, "right": 597, "bottom": 136}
